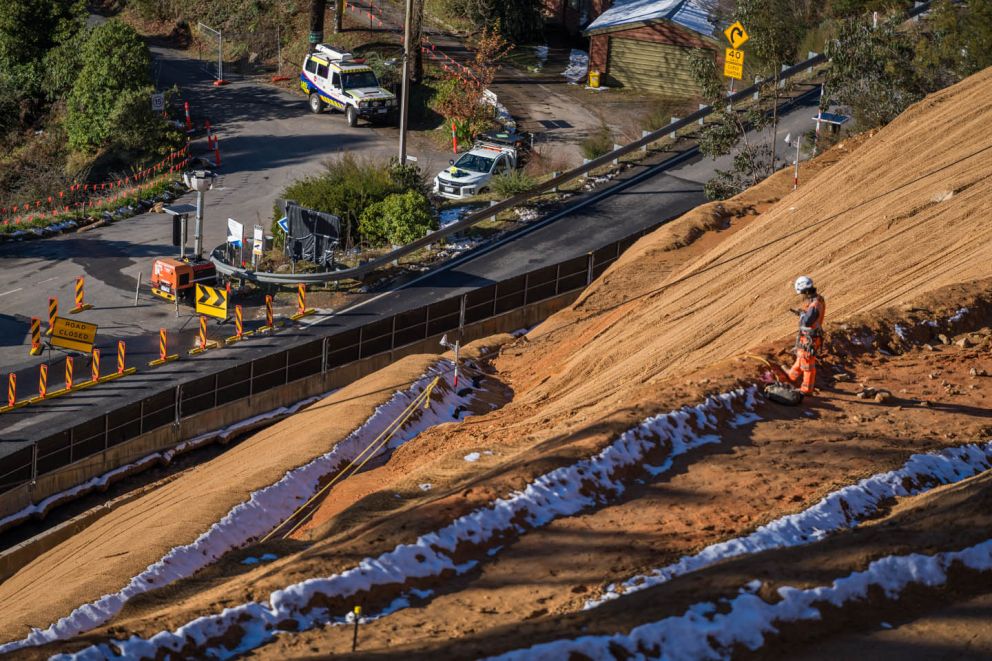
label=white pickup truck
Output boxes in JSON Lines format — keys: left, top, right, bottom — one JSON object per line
{"left": 432, "top": 131, "right": 528, "bottom": 200}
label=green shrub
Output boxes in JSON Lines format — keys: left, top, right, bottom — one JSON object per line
{"left": 359, "top": 190, "right": 437, "bottom": 247}
{"left": 579, "top": 125, "right": 614, "bottom": 161}
{"left": 490, "top": 170, "right": 535, "bottom": 196}
{"left": 280, "top": 154, "right": 404, "bottom": 248}
{"left": 66, "top": 20, "right": 152, "bottom": 151}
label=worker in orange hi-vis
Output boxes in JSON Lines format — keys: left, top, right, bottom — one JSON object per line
{"left": 786, "top": 275, "right": 826, "bottom": 396}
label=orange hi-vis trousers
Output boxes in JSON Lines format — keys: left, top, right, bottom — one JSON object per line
{"left": 787, "top": 349, "right": 817, "bottom": 395}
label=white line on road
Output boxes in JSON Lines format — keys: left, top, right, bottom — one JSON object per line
{"left": 0, "top": 288, "right": 23, "bottom": 297}
{"left": 37, "top": 277, "right": 58, "bottom": 285}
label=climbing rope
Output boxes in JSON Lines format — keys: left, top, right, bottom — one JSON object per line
{"left": 261, "top": 376, "right": 441, "bottom": 542}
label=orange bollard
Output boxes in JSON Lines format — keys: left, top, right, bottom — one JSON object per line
{"left": 149, "top": 328, "right": 179, "bottom": 366}
{"left": 226, "top": 304, "right": 248, "bottom": 344}
{"left": 91, "top": 349, "right": 100, "bottom": 383}
{"left": 291, "top": 283, "right": 316, "bottom": 320}
{"left": 258, "top": 294, "right": 275, "bottom": 332}
{"left": 70, "top": 276, "right": 93, "bottom": 313}
{"left": 64, "top": 356, "right": 73, "bottom": 391}
{"left": 29, "top": 317, "right": 42, "bottom": 356}
{"left": 184, "top": 101, "right": 192, "bottom": 130}
{"left": 47, "top": 297, "right": 57, "bottom": 335}
{"left": 214, "top": 141, "right": 221, "bottom": 168}
{"left": 117, "top": 340, "right": 126, "bottom": 374}
{"left": 7, "top": 373, "right": 15, "bottom": 408}
{"left": 38, "top": 364, "right": 48, "bottom": 398}
{"left": 190, "top": 315, "right": 219, "bottom": 354}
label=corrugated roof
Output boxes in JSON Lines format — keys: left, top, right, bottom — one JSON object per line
{"left": 585, "top": 0, "right": 715, "bottom": 37}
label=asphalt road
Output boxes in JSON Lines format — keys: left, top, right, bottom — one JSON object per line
{"left": 0, "top": 41, "right": 397, "bottom": 375}
{"left": 0, "top": 84, "right": 821, "bottom": 453}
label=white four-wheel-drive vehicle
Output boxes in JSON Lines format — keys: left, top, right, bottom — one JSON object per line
{"left": 433, "top": 131, "right": 529, "bottom": 200}
{"left": 301, "top": 44, "right": 397, "bottom": 127}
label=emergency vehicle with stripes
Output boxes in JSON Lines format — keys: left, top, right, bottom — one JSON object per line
{"left": 301, "top": 45, "right": 397, "bottom": 127}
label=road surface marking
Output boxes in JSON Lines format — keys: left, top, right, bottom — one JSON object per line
{"left": 0, "top": 288, "right": 23, "bottom": 297}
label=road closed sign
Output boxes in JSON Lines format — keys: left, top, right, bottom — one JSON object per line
{"left": 195, "top": 283, "right": 229, "bottom": 320}
{"left": 724, "top": 48, "right": 745, "bottom": 80}
{"left": 51, "top": 317, "right": 97, "bottom": 353}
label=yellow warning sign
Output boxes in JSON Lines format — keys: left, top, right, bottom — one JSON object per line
{"left": 195, "top": 283, "right": 228, "bottom": 320}
{"left": 724, "top": 21, "right": 749, "bottom": 49}
{"left": 724, "top": 48, "right": 745, "bottom": 80}
{"left": 50, "top": 316, "right": 97, "bottom": 353}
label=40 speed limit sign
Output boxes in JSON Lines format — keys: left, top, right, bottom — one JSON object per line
{"left": 724, "top": 48, "right": 744, "bottom": 80}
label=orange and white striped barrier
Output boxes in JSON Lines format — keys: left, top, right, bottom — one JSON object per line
{"left": 70, "top": 276, "right": 93, "bottom": 313}
{"left": 291, "top": 283, "right": 316, "bottom": 320}
{"left": 29, "top": 317, "right": 42, "bottom": 356}
{"left": 190, "top": 315, "right": 220, "bottom": 354}
{"left": 149, "top": 328, "right": 179, "bottom": 366}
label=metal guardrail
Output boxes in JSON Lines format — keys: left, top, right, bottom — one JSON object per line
{"left": 0, "top": 229, "right": 644, "bottom": 495}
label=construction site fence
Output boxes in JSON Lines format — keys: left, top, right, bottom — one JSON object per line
{"left": 0, "top": 227, "right": 652, "bottom": 496}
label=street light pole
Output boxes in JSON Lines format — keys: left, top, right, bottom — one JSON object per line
{"left": 398, "top": 0, "right": 413, "bottom": 164}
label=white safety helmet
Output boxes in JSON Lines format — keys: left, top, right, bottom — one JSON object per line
{"left": 794, "top": 275, "right": 814, "bottom": 294}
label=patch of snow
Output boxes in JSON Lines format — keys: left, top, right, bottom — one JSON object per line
{"left": 949, "top": 307, "right": 969, "bottom": 323}
{"left": 2, "top": 362, "right": 477, "bottom": 655}
{"left": 587, "top": 441, "right": 992, "bottom": 608}
{"left": 439, "top": 204, "right": 483, "bottom": 229}
{"left": 492, "top": 538, "right": 992, "bottom": 660}
{"left": 63, "top": 388, "right": 758, "bottom": 659}
{"left": 464, "top": 452, "right": 481, "bottom": 462}
{"left": 894, "top": 323, "right": 908, "bottom": 341}
{"left": 586, "top": 0, "right": 714, "bottom": 37}
{"left": 419, "top": 483, "right": 433, "bottom": 492}
{"left": 534, "top": 45, "right": 548, "bottom": 69}
{"left": 515, "top": 207, "right": 539, "bottom": 222}
{"left": 562, "top": 49, "right": 589, "bottom": 84}
{"left": 728, "top": 412, "right": 761, "bottom": 428}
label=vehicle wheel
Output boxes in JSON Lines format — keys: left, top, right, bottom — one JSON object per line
{"left": 346, "top": 105, "right": 359, "bottom": 127}
{"left": 309, "top": 93, "right": 324, "bottom": 114}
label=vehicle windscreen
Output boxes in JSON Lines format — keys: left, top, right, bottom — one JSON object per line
{"left": 342, "top": 71, "right": 380, "bottom": 90}
{"left": 453, "top": 154, "right": 494, "bottom": 173}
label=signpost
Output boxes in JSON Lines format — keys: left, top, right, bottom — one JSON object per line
{"left": 50, "top": 317, "right": 98, "bottom": 354}
{"left": 195, "top": 283, "right": 229, "bottom": 320}
{"left": 723, "top": 48, "right": 744, "bottom": 80}
{"left": 252, "top": 225, "right": 264, "bottom": 266}
{"left": 722, "top": 21, "right": 749, "bottom": 93}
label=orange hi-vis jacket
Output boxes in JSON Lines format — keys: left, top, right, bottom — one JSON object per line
{"left": 796, "top": 295, "right": 826, "bottom": 357}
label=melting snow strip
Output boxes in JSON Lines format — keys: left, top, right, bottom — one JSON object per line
{"left": 1, "top": 361, "right": 474, "bottom": 655}
{"left": 57, "top": 387, "right": 757, "bottom": 660}
{"left": 586, "top": 440, "right": 992, "bottom": 609}
{"left": 489, "top": 537, "right": 992, "bottom": 660}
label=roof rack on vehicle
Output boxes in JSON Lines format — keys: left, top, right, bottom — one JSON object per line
{"left": 314, "top": 44, "right": 353, "bottom": 62}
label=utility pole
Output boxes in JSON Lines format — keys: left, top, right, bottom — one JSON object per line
{"left": 398, "top": 0, "right": 413, "bottom": 164}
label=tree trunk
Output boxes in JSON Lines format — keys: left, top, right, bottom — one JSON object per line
{"left": 411, "top": 0, "right": 424, "bottom": 82}
{"left": 334, "top": 0, "right": 344, "bottom": 33}
{"left": 310, "top": 0, "right": 327, "bottom": 47}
